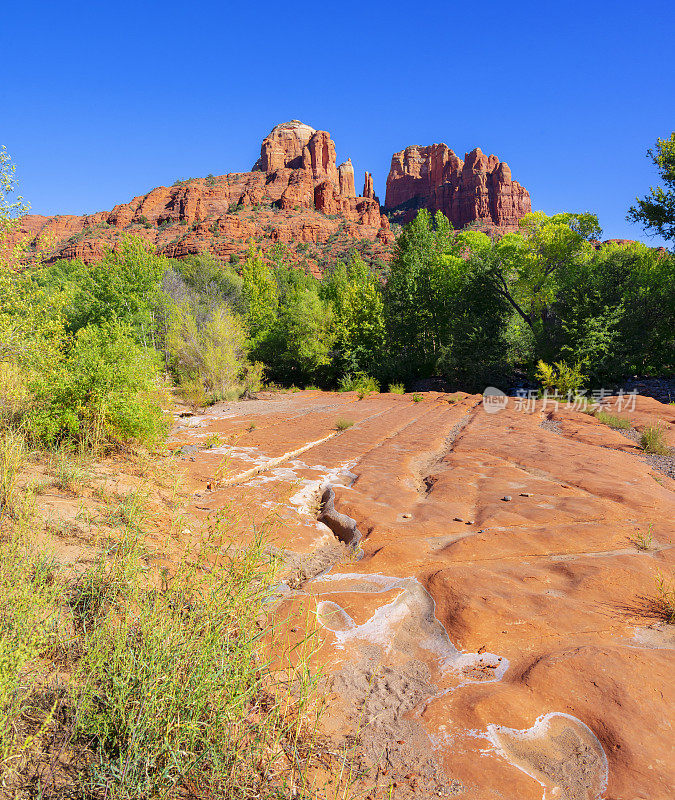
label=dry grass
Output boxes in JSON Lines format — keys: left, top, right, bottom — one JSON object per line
{"left": 50, "top": 451, "right": 89, "bottom": 494}
{"left": 335, "top": 418, "right": 354, "bottom": 432}
{"left": 0, "top": 429, "right": 326, "bottom": 799}
{"left": 654, "top": 571, "right": 675, "bottom": 623}
{"left": 0, "top": 428, "right": 26, "bottom": 518}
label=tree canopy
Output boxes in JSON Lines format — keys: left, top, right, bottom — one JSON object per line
{"left": 628, "top": 133, "right": 675, "bottom": 243}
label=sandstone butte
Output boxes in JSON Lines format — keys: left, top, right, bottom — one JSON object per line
{"left": 15, "top": 120, "right": 394, "bottom": 275}
{"left": 15, "top": 122, "right": 539, "bottom": 274}
{"left": 384, "top": 142, "right": 532, "bottom": 229}
{"left": 168, "top": 388, "right": 675, "bottom": 800}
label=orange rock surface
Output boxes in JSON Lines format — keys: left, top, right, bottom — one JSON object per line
{"left": 169, "top": 390, "right": 675, "bottom": 799}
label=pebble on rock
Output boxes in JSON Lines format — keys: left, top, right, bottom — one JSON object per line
{"left": 502, "top": 496, "right": 512, "bottom": 502}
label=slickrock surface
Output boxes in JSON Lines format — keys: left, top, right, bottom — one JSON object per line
{"left": 385, "top": 143, "right": 531, "bottom": 229}
{"left": 171, "top": 391, "right": 674, "bottom": 799}
{"left": 17, "top": 121, "right": 393, "bottom": 272}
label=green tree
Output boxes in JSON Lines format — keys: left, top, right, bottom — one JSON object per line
{"left": 175, "top": 253, "right": 244, "bottom": 311}
{"left": 241, "top": 246, "right": 278, "bottom": 343}
{"left": 554, "top": 241, "right": 674, "bottom": 378}
{"left": 628, "top": 133, "right": 675, "bottom": 243}
{"left": 0, "top": 146, "right": 30, "bottom": 273}
{"left": 323, "top": 254, "right": 385, "bottom": 377}
{"left": 37, "top": 237, "right": 168, "bottom": 342}
{"left": 476, "top": 212, "right": 602, "bottom": 363}
{"left": 383, "top": 210, "right": 454, "bottom": 376}
{"left": 273, "top": 286, "right": 334, "bottom": 381}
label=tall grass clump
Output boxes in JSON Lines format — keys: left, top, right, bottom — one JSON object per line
{"left": 0, "top": 492, "right": 62, "bottom": 773}
{"left": 654, "top": 571, "right": 675, "bottom": 623}
{"left": 335, "top": 418, "right": 354, "bottom": 431}
{"left": 388, "top": 383, "right": 405, "bottom": 394}
{"left": 73, "top": 522, "right": 320, "bottom": 799}
{"left": 0, "top": 428, "right": 26, "bottom": 518}
{"left": 640, "top": 424, "right": 671, "bottom": 455}
{"left": 595, "top": 411, "right": 631, "bottom": 429}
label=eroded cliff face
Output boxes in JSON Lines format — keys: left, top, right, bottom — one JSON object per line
{"left": 385, "top": 143, "right": 531, "bottom": 229}
{"left": 17, "top": 120, "right": 392, "bottom": 271}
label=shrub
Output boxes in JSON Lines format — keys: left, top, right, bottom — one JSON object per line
{"left": 242, "top": 361, "right": 265, "bottom": 396}
{"left": 27, "top": 323, "right": 166, "bottom": 449}
{"left": 535, "top": 360, "right": 587, "bottom": 397}
{"left": 165, "top": 301, "right": 248, "bottom": 402}
{"left": 335, "top": 418, "right": 354, "bottom": 431}
{"left": 0, "top": 502, "right": 321, "bottom": 796}
{"left": 0, "top": 429, "right": 26, "bottom": 519}
{"left": 388, "top": 383, "right": 405, "bottom": 394}
{"left": 0, "top": 361, "right": 30, "bottom": 430}
{"left": 73, "top": 527, "right": 316, "bottom": 798}
{"left": 338, "top": 372, "right": 380, "bottom": 395}
{"left": 640, "top": 424, "right": 671, "bottom": 455}
{"left": 411, "top": 392, "right": 423, "bottom": 403}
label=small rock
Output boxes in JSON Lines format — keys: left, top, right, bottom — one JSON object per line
{"left": 502, "top": 495, "right": 512, "bottom": 502}
{"left": 453, "top": 516, "right": 465, "bottom": 522}
{"left": 402, "top": 513, "right": 412, "bottom": 519}
{"left": 466, "top": 520, "right": 475, "bottom": 525}
{"left": 190, "top": 456, "right": 196, "bottom": 462}
{"left": 520, "top": 492, "right": 532, "bottom": 497}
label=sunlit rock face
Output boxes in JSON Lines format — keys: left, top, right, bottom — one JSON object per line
{"left": 15, "top": 119, "right": 393, "bottom": 270}
{"left": 385, "top": 142, "right": 531, "bottom": 229}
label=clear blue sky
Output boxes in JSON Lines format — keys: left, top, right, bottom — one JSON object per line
{"left": 3, "top": 0, "right": 674, "bottom": 244}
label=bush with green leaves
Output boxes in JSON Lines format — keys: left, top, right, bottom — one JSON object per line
{"left": 36, "top": 237, "right": 169, "bottom": 338}
{"left": 165, "top": 300, "right": 248, "bottom": 402}
{"left": 338, "top": 372, "right": 380, "bottom": 395}
{"left": 27, "top": 322, "right": 166, "bottom": 448}
{"left": 535, "top": 359, "right": 587, "bottom": 397}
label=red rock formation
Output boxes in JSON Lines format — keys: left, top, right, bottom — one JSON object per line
{"left": 385, "top": 143, "right": 531, "bottom": 229}
{"left": 363, "top": 171, "right": 375, "bottom": 200}
{"left": 252, "top": 119, "right": 316, "bottom": 172}
{"left": 16, "top": 120, "right": 393, "bottom": 270}
{"left": 338, "top": 159, "right": 355, "bottom": 198}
